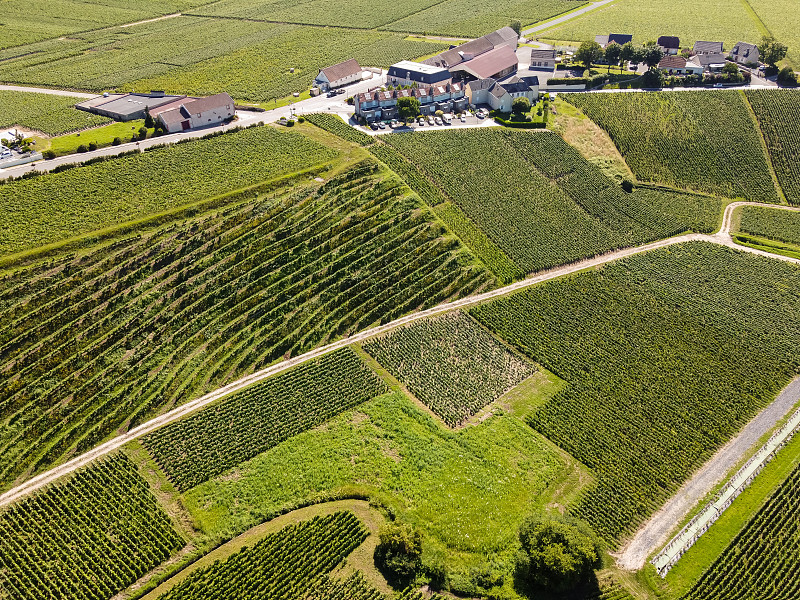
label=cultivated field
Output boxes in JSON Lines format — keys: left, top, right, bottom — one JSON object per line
{"left": 738, "top": 205, "right": 800, "bottom": 244}
{"left": 0, "top": 90, "right": 110, "bottom": 136}
{"left": 363, "top": 311, "right": 535, "bottom": 426}
{"left": 565, "top": 92, "right": 779, "bottom": 203}
{"left": 306, "top": 113, "right": 375, "bottom": 146}
{"left": 0, "top": 454, "right": 183, "bottom": 600}
{"left": 471, "top": 243, "right": 800, "bottom": 542}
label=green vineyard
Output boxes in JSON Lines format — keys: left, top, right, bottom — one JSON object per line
{"left": 154, "top": 511, "right": 367, "bottom": 600}
{"left": 471, "top": 243, "right": 800, "bottom": 541}
{"left": 143, "top": 348, "right": 388, "bottom": 490}
{"left": 0, "top": 162, "right": 492, "bottom": 490}
{"left": 384, "top": 129, "right": 720, "bottom": 273}
{"left": 308, "top": 572, "right": 386, "bottom": 600}
{"left": 363, "top": 311, "right": 535, "bottom": 426}
{"left": 565, "top": 91, "right": 779, "bottom": 203}
{"left": 0, "top": 454, "right": 183, "bottom": 600}
{"left": 305, "top": 113, "right": 375, "bottom": 146}
{"left": 745, "top": 89, "right": 800, "bottom": 205}
{"left": 738, "top": 207, "right": 800, "bottom": 244}
{"left": 682, "top": 461, "right": 800, "bottom": 600}
{"left": 0, "top": 90, "right": 110, "bottom": 136}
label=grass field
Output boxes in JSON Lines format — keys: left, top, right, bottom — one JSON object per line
{"left": 565, "top": 92, "right": 779, "bottom": 203}
{"left": 384, "top": 129, "right": 722, "bottom": 274}
{"left": 43, "top": 119, "right": 148, "bottom": 156}
{"left": 0, "top": 125, "right": 338, "bottom": 255}
{"left": 471, "top": 242, "right": 800, "bottom": 542}
{"left": 0, "top": 90, "right": 110, "bottom": 136}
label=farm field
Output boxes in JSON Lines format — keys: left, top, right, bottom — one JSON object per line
{"left": 0, "top": 162, "right": 491, "bottom": 490}
{"left": 363, "top": 311, "right": 535, "bottom": 426}
{"left": 564, "top": 92, "right": 779, "bottom": 203}
{"left": 734, "top": 206, "right": 800, "bottom": 259}
{"left": 143, "top": 348, "right": 388, "bottom": 490}
{"left": 738, "top": 0, "right": 800, "bottom": 69}
{"left": 745, "top": 89, "right": 800, "bottom": 205}
{"left": 0, "top": 125, "right": 338, "bottom": 256}
{"left": 306, "top": 113, "right": 375, "bottom": 146}
{"left": 0, "top": 454, "right": 183, "bottom": 600}
{"left": 471, "top": 243, "right": 800, "bottom": 542}
{"left": 0, "top": 90, "right": 110, "bottom": 136}
{"left": 385, "top": 129, "right": 721, "bottom": 274}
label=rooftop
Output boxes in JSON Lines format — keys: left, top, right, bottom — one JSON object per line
{"left": 451, "top": 45, "right": 518, "bottom": 79}
{"left": 319, "top": 58, "right": 362, "bottom": 82}
{"left": 390, "top": 60, "right": 449, "bottom": 75}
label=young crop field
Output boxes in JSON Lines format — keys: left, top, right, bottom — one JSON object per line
{"left": 738, "top": 206, "right": 800, "bottom": 245}
{"left": 746, "top": 0, "right": 800, "bottom": 69}
{"left": 564, "top": 91, "right": 779, "bottom": 203}
{"left": 155, "top": 511, "right": 367, "bottom": 600}
{"left": 384, "top": 129, "right": 721, "bottom": 274}
{"left": 305, "top": 113, "right": 375, "bottom": 146}
{"left": 0, "top": 90, "right": 110, "bottom": 136}
{"left": 143, "top": 348, "right": 388, "bottom": 490}
{"left": 0, "top": 125, "right": 337, "bottom": 255}
{"left": 0, "top": 454, "right": 183, "bottom": 600}
{"left": 745, "top": 90, "right": 800, "bottom": 205}
{"left": 470, "top": 242, "right": 800, "bottom": 542}
{"left": 363, "top": 311, "right": 535, "bottom": 426}
{"left": 682, "top": 462, "right": 800, "bottom": 600}
{"left": 0, "top": 163, "right": 491, "bottom": 490}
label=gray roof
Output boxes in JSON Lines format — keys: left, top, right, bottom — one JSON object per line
{"left": 530, "top": 48, "right": 557, "bottom": 60}
{"left": 319, "top": 59, "right": 362, "bottom": 83}
{"left": 731, "top": 41, "right": 759, "bottom": 60}
{"left": 423, "top": 26, "right": 518, "bottom": 69}
{"left": 693, "top": 40, "right": 724, "bottom": 54}
{"left": 183, "top": 93, "right": 234, "bottom": 114}
{"left": 596, "top": 33, "right": 632, "bottom": 47}
{"left": 695, "top": 52, "right": 727, "bottom": 67}
{"left": 81, "top": 93, "right": 184, "bottom": 117}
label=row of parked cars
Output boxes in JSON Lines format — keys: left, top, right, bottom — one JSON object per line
{"left": 369, "top": 112, "right": 474, "bottom": 130}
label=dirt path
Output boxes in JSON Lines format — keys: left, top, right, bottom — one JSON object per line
{"left": 0, "top": 85, "right": 96, "bottom": 99}
{"left": 0, "top": 205, "right": 798, "bottom": 508}
{"left": 522, "top": 0, "right": 617, "bottom": 37}
{"left": 119, "top": 13, "right": 181, "bottom": 28}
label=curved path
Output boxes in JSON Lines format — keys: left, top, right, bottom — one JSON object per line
{"left": 522, "top": 0, "right": 617, "bottom": 37}
{"left": 0, "top": 85, "right": 96, "bottom": 99}
{"left": 1, "top": 204, "right": 799, "bottom": 508}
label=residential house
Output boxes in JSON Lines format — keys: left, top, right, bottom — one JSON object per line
{"left": 595, "top": 33, "right": 633, "bottom": 48}
{"left": 387, "top": 61, "right": 451, "bottom": 87}
{"left": 424, "top": 27, "right": 518, "bottom": 72}
{"left": 694, "top": 52, "right": 728, "bottom": 73}
{"left": 449, "top": 45, "right": 518, "bottom": 82}
{"left": 529, "top": 48, "right": 557, "bottom": 69}
{"left": 658, "top": 55, "right": 703, "bottom": 76}
{"left": 155, "top": 93, "right": 235, "bottom": 133}
{"left": 693, "top": 41, "right": 724, "bottom": 55}
{"left": 730, "top": 42, "right": 760, "bottom": 66}
{"left": 465, "top": 76, "right": 538, "bottom": 113}
{"left": 354, "top": 83, "right": 466, "bottom": 121}
{"left": 658, "top": 36, "right": 680, "bottom": 55}
{"left": 315, "top": 59, "right": 362, "bottom": 91}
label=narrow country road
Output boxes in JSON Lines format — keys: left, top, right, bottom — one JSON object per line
{"left": 0, "top": 85, "right": 96, "bottom": 99}
{"left": 522, "top": 0, "right": 617, "bottom": 36}
{"left": 0, "top": 206, "right": 798, "bottom": 508}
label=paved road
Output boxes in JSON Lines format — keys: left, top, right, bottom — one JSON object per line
{"left": 1, "top": 203, "right": 798, "bottom": 508}
{"left": 0, "top": 85, "right": 96, "bottom": 99}
{"left": 522, "top": 0, "right": 617, "bottom": 36}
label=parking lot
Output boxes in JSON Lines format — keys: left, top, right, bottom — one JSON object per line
{"left": 357, "top": 110, "right": 501, "bottom": 135}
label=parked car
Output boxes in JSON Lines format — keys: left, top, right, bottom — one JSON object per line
{"left": 417, "top": 117, "right": 425, "bottom": 126}
{"left": 337, "top": 89, "right": 346, "bottom": 95}
{"left": 326, "top": 91, "right": 337, "bottom": 98}
{"left": 369, "top": 122, "right": 379, "bottom": 130}
{"left": 377, "top": 121, "right": 386, "bottom": 129}
{"left": 427, "top": 116, "right": 435, "bottom": 125}
{"left": 476, "top": 111, "right": 485, "bottom": 119}
{"left": 713, "top": 83, "right": 724, "bottom": 88}
{"left": 434, "top": 116, "right": 442, "bottom": 125}
{"left": 460, "top": 114, "right": 466, "bottom": 122}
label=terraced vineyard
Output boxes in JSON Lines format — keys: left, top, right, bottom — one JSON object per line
{"left": 0, "top": 454, "right": 183, "bottom": 600}
{"left": 363, "top": 311, "right": 535, "bottom": 426}
{"left": 0, "top": 125, "right": 338, "bottom": 255}
{"left": 0, "top": 163, "right": 492, "bottom": 490}
{"left": 565, "top": 92, "right": 779, "bottom": 203}
{"left": 745, "top": 89, "right": 800, "bottom": 205}
{"left": 0, "top": 90, "right": 110, "bottom": 136}
{"left": 682, "top": 462, "right": 800, "bottom": 600}
{"left": 471, "top": 243, "right": 800, "bottom": 541}
{"left": 155, "top": 512, "right": 367, "bottom": 600}
{"left": 305, "top": 113, "right": 375, "bottom": 146}
{"left": 143, "top": 348, "right": 387, "bottom": 490}
{"left": 385, "top": 129, "right": 721, "bottom": 273}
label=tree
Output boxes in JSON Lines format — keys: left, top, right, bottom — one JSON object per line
{"left": 512, "top": 96, "right": 531, "bottom": 114}
{"left": 576, "top": 40, "right": 603, "bottom": 69}
{"left": 620, "top": 41, "right": 636, "bottom": 66}
{"left": 397, "top": 97, "right": 420, "bottom": 122}
{"left": 759, "top": 37, "right": 788, "bottom": 68}
{"left": 137, "top": 126, "right": 148, "bottom": 140}
{"left": 374, "top": 521, "right": 422, "bottom": 584}
{"left": 643, "top": 45, "right": 664, "bottom": 68}
{"left": 777, "top": 66, "right": 798, "bottom": 87}
{"left": 510, "top": 19, "right": 522, "bottom": 37}
{"left": 144, "top": 109, "right": 154, "bottom": 129}
{"left": 604, "top": 42, "right": 622, "bottom": 72}
{"left": 111, "top": 137, "right": 122, "bottom": 146}
{"left": 515, "top": 515, "right": 603, "bottom": 593}
{"left": 723, "top": 62, "right": 740, "bottom": 75}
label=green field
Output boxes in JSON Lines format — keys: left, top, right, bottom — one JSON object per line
{"left": 306, "top": 113, "right": 375, "bottom": 146}
{"left": 0, "top": 125, "right": 337, "bottom": 255}
{"left": 44, "top": 119, "right": 148, "bottom": 155}
{"left": 471, "top": 243, "right": 800, "bottom": 542}
{"left": 363, "top": 311, "right": 535, "bottom": 426}
{"left": 0, "top": 163, "right": 491, "bottom": 490}
{"left": 734, "top": 206, "right": 800, "bottom": 258}
{"left": 384, "top": 129, "right": 721, "bottom": 274}
{"left": 0, "top": 454, "right": 183, "bottom": 600}
{"left": 745, "top": 89, "right": 800, "bottom": 205}
{"left": 0, "top": 90, "right": 110, "bottom": 136}
{"left": 565, "top": 92, "right": 779, "bottom": 203}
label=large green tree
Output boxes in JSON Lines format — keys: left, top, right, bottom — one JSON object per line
{"left": 759, "top": 37, "right": 788, "bottom": 67}
{"left": 374, "top": 521, "right": 422, "bottom": 584}
{"left": 397, "top": 97, "right": 420, "bottom": 122}
{"left": 576, "top": 40, "right": 603, "bottom": 69}
{"left": 604, "top": 42, "right": 622, "bottom": 72}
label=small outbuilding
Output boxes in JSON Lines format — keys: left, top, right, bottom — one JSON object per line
{"left": 529, "top": 48, "right": 557, "bottom": 69}
{"left": 314, "top": 59, "right": 363, "bottom": 91}
{"left": 658, "top": 36, "right": 680, "bottom": 55}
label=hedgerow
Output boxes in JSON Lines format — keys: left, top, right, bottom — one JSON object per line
{"left": 0, "top": 454, "right": 183, "bottom": 600}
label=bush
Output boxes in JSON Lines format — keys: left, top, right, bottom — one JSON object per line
{"left": 374, "top": 521, "right": 422, "bottom": 585}
{"left": 88, "top": 142, "right": 98, "bottom": 151}
{"left": 42, "top": 150, "right": 56, "bottom": 160}
{"left": 297, "top": 116, "right": 305, "bottom": 123}
{"left": 111, "top": 137, "right": 122, "bottom": 146}
{"left": 286, "top": 119, "right": 295, "bottom": 127}
{"left": 76, "top": 144, "right": 88, "bottom": 153}
{"left": 512, "top": 96, "right": 531, "bottom": 114}
{"left": 621, "top": 179, "right": 634, "bottom": 193}
{"left": 137, "top": 127, "right": 148, "bottom": 140}
{"left": 515, "top": 515, "right": 602, "bottom": 593}
{"left": 777, "top": 66, "right": 798, "bottom": 87}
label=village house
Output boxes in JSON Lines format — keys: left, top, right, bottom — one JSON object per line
{"left": 529, "top": 48, "right": 557, "bottom": 69}
{"left": 152, "top": 93, "right": 235, "bottom": 133}
{"left": 314, "top": 59, "right": 363, "bottom": 91}
{"left": 465, "top": 76, "right": 539, "bottom": 113}
{"left": 594, "top": 33, "right": 633, "bottom": 49}
{"left": 387, "top": 61, "right": 452, "bottom": 87}
{"left": 354, "top": 83, "right": 467, "bottom": 121}
{"left": 658, "top": 55, "right": 703, "bottom": 76}
{"left": 76, "top": 91, "right": 187, "bottom": 121}
{"left": 730, "top": 42, "right": 760, "bottom": 66}
{"left": 693, "top": 41, "right": 725, "bottom": 55}
{"left": 693, "top": 52, "right": 728, "bottom": 73}
{"left": 658, "top": 36, "right": 680, "bottom": 55}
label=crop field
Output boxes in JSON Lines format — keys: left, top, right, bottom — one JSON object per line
{"left": 143, "top": 348, "right": 388, "bottom": 490}
{"left": 0, "top": 163, "right": 491, "bottom": 490}
{"left": 310, "top": 572, "right": 386, "bottom": 600}
{"left": 0, "top": 454, "right": 183, "bottom": 600}
{"left": 0, "top": 125, "right": 337, "bottom": 255}
{"left": 385, "top": 129, "right": 721, "bottom": 273}
{"left": 155, "top": 511, "right": 367, "bottom": 600}
{"left": 746, "top": 0, "right": 800, "bottom": 68}
{"left": 471, "top": 243, "right": 800, "bottom": 542}
{"left": 363, "top": 311, "right": 535, "bottom": 426}
{"left": 682, "top": 462, "right": 800, "bottom": 599}
{"left": 745, "top": 90, "right": 800, "bottom": 205}
{"left": 738, "top": 206, "right": 800, "bottom": 245}
{"left": 0, "top": 90, "right": 110, "bottom": 136}
{"left": 0, "top": 18, "right": 447, "bottom": 103}
{"left": 305, "top": 113, "right": 375, "bottom": 146}
{"left": 565, "top": 92, "right": 779, "bottom": 203}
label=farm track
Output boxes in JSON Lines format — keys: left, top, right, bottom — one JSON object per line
{"left": 1, "top": 202, "right": 799, "bottom": 508}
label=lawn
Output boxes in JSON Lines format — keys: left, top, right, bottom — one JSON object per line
{"left": 0, "top": 90, "right": 110, "bottom": 136}
{"left": 43, "top": 120, "right": 148, "bottom": 156}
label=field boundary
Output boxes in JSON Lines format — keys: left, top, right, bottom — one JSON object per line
{"left": 740, "top": 90, "right": 787, "bottom": 204}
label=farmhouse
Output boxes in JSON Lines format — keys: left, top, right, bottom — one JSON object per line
{"left": 529, "top": 48, "right": 557, "bottom": 69}
{"left": 730, "top": 42, "right": 760, "bottom": 66}
{"left": 693, "top": 41, "right": 724, "bottom": 55}
{"left": 465, "top": 76, "right": 539, "bottom": 113}
{"left": 595, "top": 33, "right": 633, "bottom": 48}
{"left": 76, "top": 91, "right": 187, "bottom": 121}
{"left": 314, "top": 59, "right": 363, "bottom": 91}
{"left": 423, "top": 27, "right": 519, "bottom": 82}
{"left": 354, "top": 83, "right": 467, "bottom": 121}
{"left": 658, "top": 36, "right": 680, "bottom": 55}
{"left": 387, "top": 61, "right": 452, "bottom": 87}
{"left": 152, "top": 93, "right": 235, "bottom": 133}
